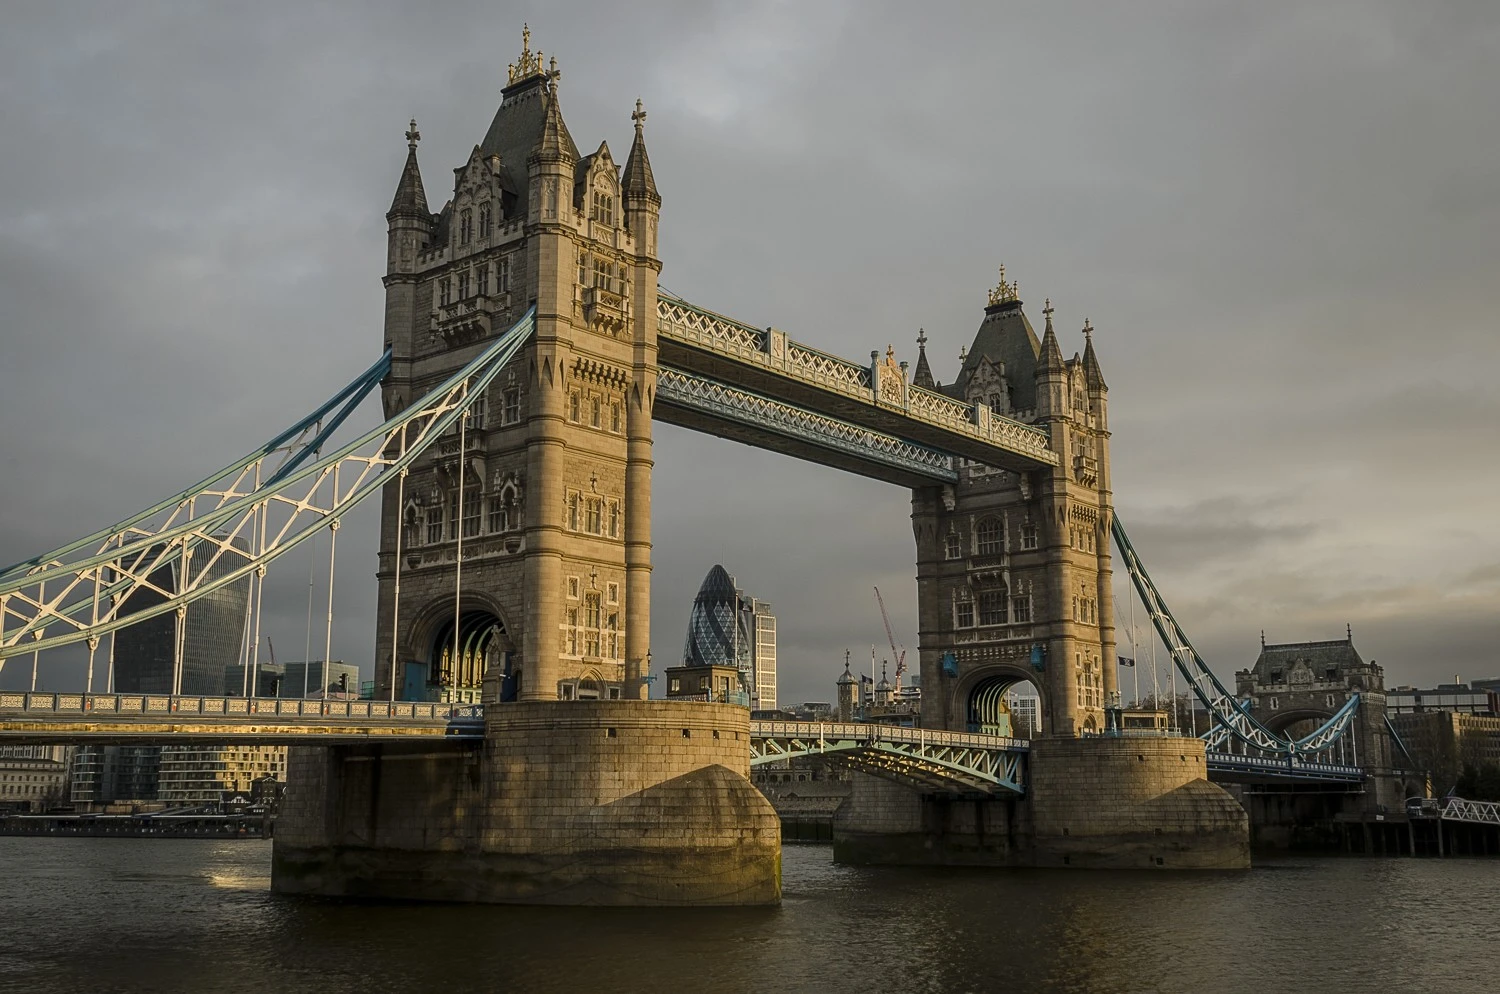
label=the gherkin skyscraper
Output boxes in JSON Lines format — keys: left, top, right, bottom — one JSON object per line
{"left": 681, "top": 565, "right": 776, "bottom": 709}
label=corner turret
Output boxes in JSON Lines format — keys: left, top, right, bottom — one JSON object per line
{"left": 386, "top": 120, "right": 433, "bottom": 275}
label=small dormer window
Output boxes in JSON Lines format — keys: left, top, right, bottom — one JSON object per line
{"left": 591, "top": 190, "right": 614, "bottom": 226}
{"left": 478, "top": 202, "right": 492, "bottom": 238}
{"left": 459, "top": 209, "right": 473, "bottom": 246}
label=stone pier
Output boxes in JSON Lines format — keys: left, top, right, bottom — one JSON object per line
{"left": 272, "top": 701, "right": 781, "bottom": 905}
{"left": 833, "top": 736, "right": 1250, "bottom": 870}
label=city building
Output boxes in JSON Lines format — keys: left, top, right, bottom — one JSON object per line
{"left": 1388, "top": 711, "right": 1500, "bottom": 792}
{"left": 157, "top": 745, "right": 287, "bottom": 805}
{"left": 681, "top": 565, "right": 777, "bottom": 709}
{"left": 111, "top": 539, "right": 252, "bottom": 696}
{"left": 1007, "top": 690, "right": 1043, "bottom": 738}
{"left": 280, "top": 660, "right": 362, "bottom": 699}
{"left": 69, "top": 745, "right": 161, "bottom": 806}
{"left": 0, "top": 746, "right": 70, "bottom": 812}
{"left": 1388, "top": 683, "right": 1497, "bottom": 716}
{"left": 224, "top": 662, "right": 285, "bottom": 698}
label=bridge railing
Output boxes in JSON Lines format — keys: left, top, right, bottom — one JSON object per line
{"left": 751, "top": 720, "right": 1027, "bottom": 753}
{"left": 0, "top": 692, "right": 484, "bottom": 723}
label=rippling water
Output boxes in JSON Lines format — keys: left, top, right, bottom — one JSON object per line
{"left": 0, "top": 838, "right": 1496, "bottom": 993}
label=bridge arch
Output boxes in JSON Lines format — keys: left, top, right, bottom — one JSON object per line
{"left": 950, "top": 664, "right": 1045, "bottom": 739}
{"left": 403, "top": 593, "right": 516, "bottom": 703}
{"left": 1262, "top": 707, "right": 1336, "bottom": 741}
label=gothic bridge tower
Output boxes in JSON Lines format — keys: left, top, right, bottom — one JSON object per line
{"left": 374, "top": 29, "right": 661, "bottom": 704}
{"left": 912, "top": 270, "right": 1117, "bottom": 738}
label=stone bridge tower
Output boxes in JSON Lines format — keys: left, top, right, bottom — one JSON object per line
{"left": 374, "top": 30, "right": 661, "bottom": 704}
{"left": 912, "top": 273, "right": 1116, "bottom": 738}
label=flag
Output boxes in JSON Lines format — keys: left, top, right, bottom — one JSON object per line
{"left": 860, "top": 674, "right": 874, "bottom": 684}
{"left": 1118, "top": 656, "right": 1135, "bottom": 667}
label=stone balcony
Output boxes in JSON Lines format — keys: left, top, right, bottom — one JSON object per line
{"left": 583, "top": 285, "right": 628, "bottom": 335}
{"left": 432, "top": 292, "right": 511, "bottom": 347}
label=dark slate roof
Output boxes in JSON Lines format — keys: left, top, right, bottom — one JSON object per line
{"left": 911, "top": 343, "right": 935, "bottom": 389}
{"left": 388, "top": 146, "right": 429, "bottom": 217}
{"left": 477, "top": 75, "right": 579, "bottom": 209}
{"left": 1252, "top": 639, "right": 1366, "bottom": 681}
{"left": 623, "top": 126, "right": 659, "bottom": 203}
{"left": 951, "top": 301, "right": 1042, "bottom": 410}
{"left": 1082, "top": 332, "right": 1106, "bottom": 390}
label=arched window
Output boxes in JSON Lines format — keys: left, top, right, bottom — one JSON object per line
{"left": 459, "top": 209, "right": 473, "bottom": 246}
{"left": 944, "top": 531, "right": 961, "bottom": 559}
{"left": 975, "top": 516, "right": 1002, "bottom": 555}
{"left": 978, "top": 589, "right": 1008, "bottom": 626}
{"left": 478, "top": 202, "right": 492, "bottom": 238}
{"left": 954, "top": 589, "right": 974, "bottom": 628}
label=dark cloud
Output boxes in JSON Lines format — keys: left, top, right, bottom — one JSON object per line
{"left": 3, "top": 2, "right": 1498, "bottom": 700}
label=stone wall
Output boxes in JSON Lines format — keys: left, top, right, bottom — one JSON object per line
{"left": 273, "top": 700, "right": 780, "bottom": 905}
{"left": 833, "top": 736, "right": 1249, "bottom": 869}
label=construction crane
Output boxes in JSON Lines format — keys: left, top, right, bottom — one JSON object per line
{"left": 872, "top": 587, "right": 907, "bottom": 691}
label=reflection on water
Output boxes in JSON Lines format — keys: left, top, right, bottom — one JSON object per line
{"left": 0, "top": 838, "right": 1497, "bottom": 994}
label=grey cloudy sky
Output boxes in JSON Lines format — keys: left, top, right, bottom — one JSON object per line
{"left": 2, "top": 1, "right": 1497, "bottom": 702}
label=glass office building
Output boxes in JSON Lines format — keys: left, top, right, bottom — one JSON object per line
{"left": 681, "top": 565, "right": 776, "bottom": 710}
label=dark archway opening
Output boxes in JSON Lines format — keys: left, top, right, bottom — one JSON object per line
{"left": 968, "top": 676, "right": 1041, "bottom": 738}
{"left": 430, "top": 610, "right": 512, "bottom": 704}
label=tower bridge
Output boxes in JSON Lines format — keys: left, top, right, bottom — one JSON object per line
{"left": 0, "top": 28, "right": 1382, "bottom": 904}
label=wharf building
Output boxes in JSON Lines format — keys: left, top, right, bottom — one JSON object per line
{"left": 1384, "top": 679, "right": 1500, "bottom": 793}
{"left": 679, "top": 565, "right": 777, "bottom": 709}
{"left": 0, "top": 746, "right": 70, "bottom": 812}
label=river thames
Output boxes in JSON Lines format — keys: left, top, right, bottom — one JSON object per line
{"left": 0, "top": 838, "right": 1495, "bottom": 993}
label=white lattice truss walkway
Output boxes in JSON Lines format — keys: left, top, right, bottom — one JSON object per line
{"left": 750, "top": 721, "right": 1027, "bottom": 796}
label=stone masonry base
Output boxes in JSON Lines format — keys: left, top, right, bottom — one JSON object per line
{"left": 271, "top": 700, "right": 782, "bottom": 905}
{"left": 833, "top": 736, "right": 1250, "bottom": 870}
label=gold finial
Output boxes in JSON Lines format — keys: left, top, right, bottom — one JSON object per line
{"left": 507, "top": 23, "right": 548, "bottom": 85}
{"left": 405, "top": 118, "right": 420, "bottom": 150}
{"left": 987, "top": 264, "right": 1020, "bottom": 307}
{"left": 632, "top": 97, "right": 647, "bottom": 132}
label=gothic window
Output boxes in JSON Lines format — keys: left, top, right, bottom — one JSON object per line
{"left": 584, "top": 593, "right": 602, "bottom": 656}
{"left": 439, "top": 278, "right": 452, "bottom": 306}
{"left": 955, "top": 590, "right": 974, "bottom": 628}
{"left": 488, "top": 488, "right": 517, "bottom": 532}
{"left": 1269, "top": 697, "right": 1279, "bottom": 710}
{"left": 447, "top": 491, "right": 460, "bottom": 541}
{"left": 497, "top": 255, "right": 511, "bottom": 293}
{"left": 975, "top": 516, "right": 1003, "bottom": 556}
{"left": 502, "top": 387, "right": 521, "bottom": 424}
{"left": 566, "top": 608, "right": 579, "bottom": 655}
{"left": 577, "top": 252, "right": 590, "bottom": 288}
{"left": 468, "top": 390, "right": 486, "bottom": 428}
{"left": 462, "top": 487, "right": 481, "bottom": 538}
{"left": 591, "top": 190, "right": 614, "bottom": 226}
{"left": 1012, "top": 596, "right": 1032, "bottom": 624}
{"left": 607, "top": 613, "right": 619, "bottom": 659}
{"left": 610, "top": 401, "right": 621, "bottom": 433}
{"left": 459, "top": 209, "right": 473, "bottom": 246}
{"left": 1021, "top": 521, "right": 1038, "bottom": 550}
{"left": 978, "top": 590, "right": 1008, "bottom": 626}
{"left": 477, "top": 264, "right": 489, "bottom": 297}
{"left": 585, "top": 497, "right": 602, "bottom": 535}
{"left": 478, "top": 202, "right": 492, "bottom": 238}
{"left": 590, "top": 396, "right": 601, "bottom": 428}
{"left": 458, "top": 270, "right": 470, "bottom": 299}
{"left": 944, "top": 531, "right": 961, "bottom": 559}
{"left": 607, "top": 582, "right": 619, "bottom": 604}
{"left": 568, "top": 392, "right": 581, "bottom": 422}
{"left": 989, "top": 393, "right": 1003, "bottom": 412}
{"left": 425, "top": 506, "right": 443, "bottom": 545}
{"left": 607, "top": 500, "right": 620, "bottom": 539}
{"left": 567, "top": 576, "right": 580, "bottom": 599}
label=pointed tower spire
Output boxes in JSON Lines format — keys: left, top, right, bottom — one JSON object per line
{"left": 911, "top": 328, "right": 935, "bottom": 389}
{"left": 533, "top": 68, "right": 574, "bottom": 164}
{"left": 1082, "top": 318, "right": 1107, "bottom": 389}
{"left": 1038, "top": 297, "right": 1065, "bottom": 373}
{"left": 388, "top": 119, "right": 429, "bottom": 217}
{"left": 623, "top": 97, "right": 661, "bottom": 207}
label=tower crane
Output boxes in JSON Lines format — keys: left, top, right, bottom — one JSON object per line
{"left": 872, "top": 587, "right": 907, "bottom": 691}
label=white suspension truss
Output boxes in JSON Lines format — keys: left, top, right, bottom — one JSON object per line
{"left": 1112, "top": 515, "right": 1360, "bottom": 759}
{"left": 0, "top": 309, "right": 536, "bottom": 666}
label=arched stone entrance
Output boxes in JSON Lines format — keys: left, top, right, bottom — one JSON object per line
{"left": 430, "top": 609, "right": 513, "bottom": 704}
